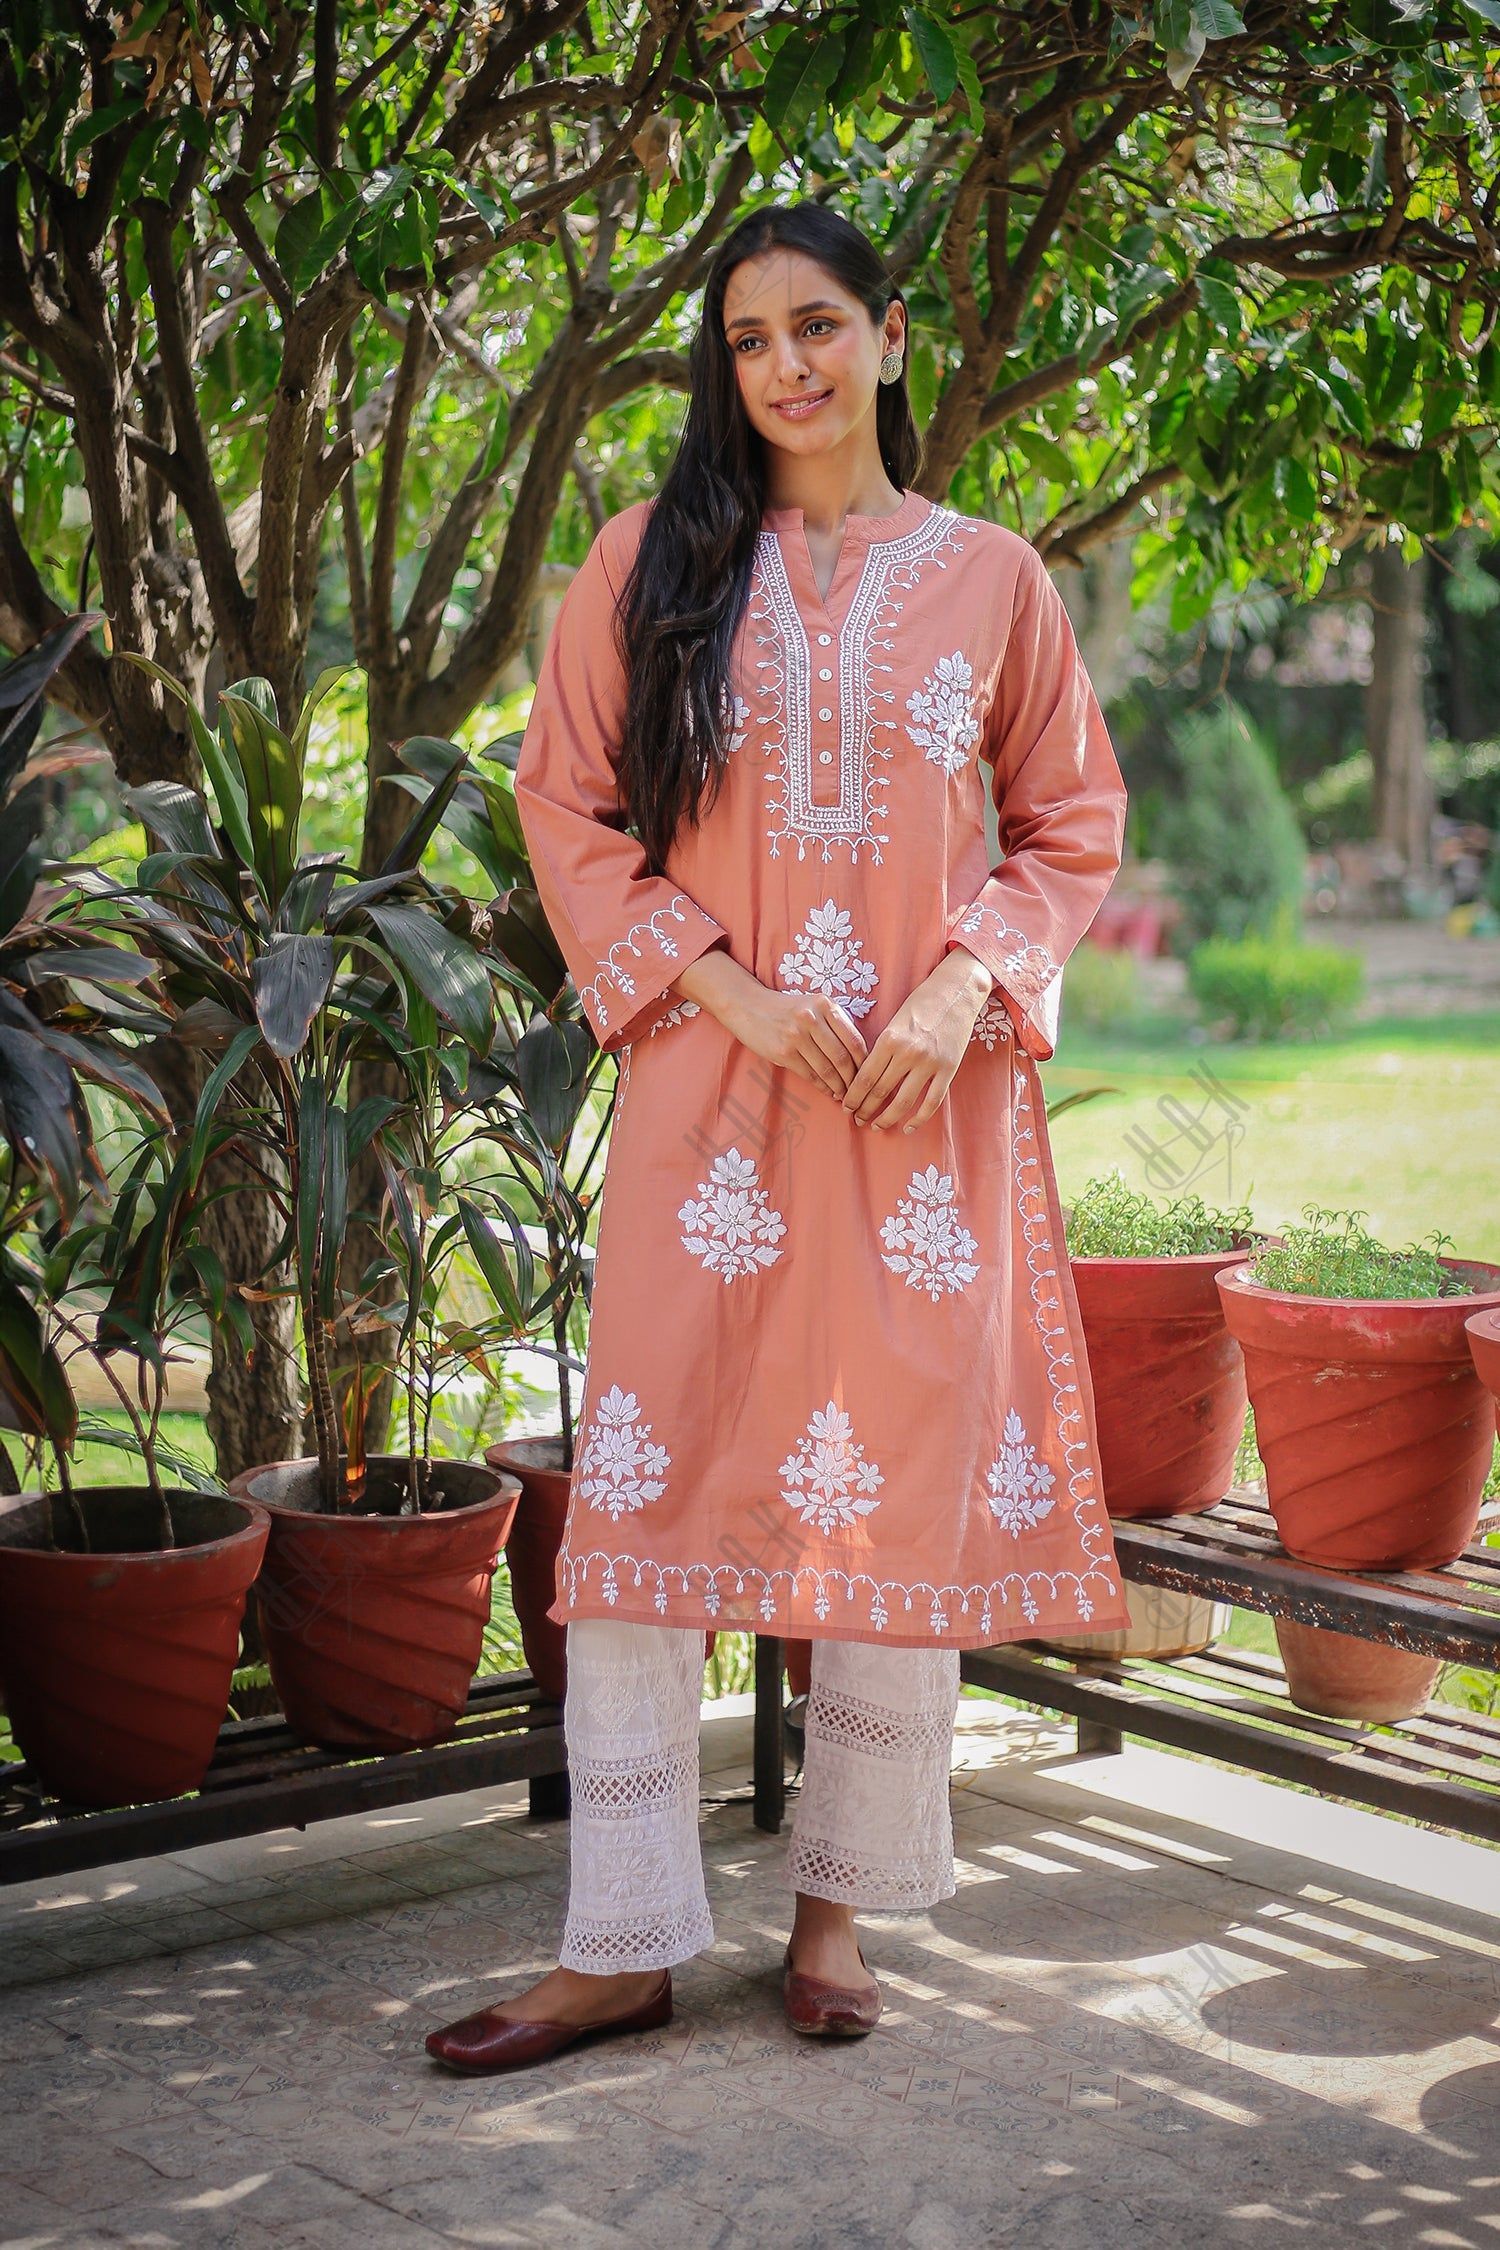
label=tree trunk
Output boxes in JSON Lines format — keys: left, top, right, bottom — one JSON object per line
{"left": 1365, "top": 541, "right": 1432, "bottom": 875}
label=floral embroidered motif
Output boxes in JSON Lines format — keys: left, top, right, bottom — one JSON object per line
{"left": 953, "top": 904, "right": 1058, "bottom": 1011}
{"left": 879, "top": 1164, "right": 979, "bottom": 1302}
{"left": 678, "top": 1146, "right": 787, "bottom": 1281}
{"left": 777, "top": 900, "right": 879, "bottom": 1019}
{"left": 579, "top": 893, "right": 721, "bottom": 1037}
{"left": 969, "top": 992, "right": 1012, "bottom": 1049}
{"left": 779, "top": 1400, "right": 884, "bottom": 1535}
{"left": 747, "top": 507, "right": 982, "bottom": 864}
{"left": 985, "top": 1407, "right": 1057, "bottom": 1534}
{"left": 907, "top": 651, "right": 981, "bottom": 774}
{"left": 575, "top": 1384, "right": 671, "bottom": 1521}
{"left": 725, "top": 692, "right": 751, "bottom": 755}
{"left": 648, "top": 998, "right": 701, "bottom": 1036}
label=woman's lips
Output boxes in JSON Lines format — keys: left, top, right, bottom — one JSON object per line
{"left": 771, "top": 388, "right": 833, "bottom": 420}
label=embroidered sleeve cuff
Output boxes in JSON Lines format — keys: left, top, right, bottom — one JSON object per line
{"left": 944, "top": 900, "right": 1062, "bottom": 1062}
{"left": 580, "top": 897, "right": 731, "bottom": 1054}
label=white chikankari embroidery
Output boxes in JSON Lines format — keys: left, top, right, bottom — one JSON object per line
{"left": 648, "top": 998, "right": 701, "bottom": 1036}
{"left": 575, "top": 1384, "right": 670, "bottom": 1521}
{"left": 579, "top": 893, "right": 721, "bottom": 1037}
{"left": 907, "top": 651, "right": 981, "bottom": 774}
{"left": 779, "top": 1400, "right": 884, "bottom": 1535}
{"left": 678, "top": 1146, "right": 787, "bottom": 1281}
{"left": 747, "top": 506, "right": 983, "bottom": 863}
{"left": 777, "top": 900, "right": 879, "bottom": 1019}
{"left": 969, "top": 991, "right": 1013, "bottom": 1048}
{"left": 725, "top": 692, "right": 751, "bottom": 754}
{"left": 986, "top": 1407, "right": 1057, "bottom": 1534}
{"left": 879, "top": 1164, "right": 979, "bottom": 1302}
{"left": 952, "top": 903, "right": 1058, "bottom": 1011}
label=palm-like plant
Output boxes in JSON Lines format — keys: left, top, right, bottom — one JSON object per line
{"left": 72, "top": 662, "right": 548, "bottom": 1512}
{"left": 0, "top": 615, "right": 171, "bottom": 1503}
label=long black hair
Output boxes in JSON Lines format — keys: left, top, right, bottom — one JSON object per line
{"left": 612, "top": 201, "right": 924, "bottom": 875}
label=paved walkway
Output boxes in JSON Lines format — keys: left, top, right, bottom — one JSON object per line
{"left": 4, "top": 1699, "right": 1498, "bottom": 2248}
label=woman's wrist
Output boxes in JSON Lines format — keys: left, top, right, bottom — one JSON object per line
{"left": 933, "top": 944, "right": 995, "bottom": 1008}
{"left": 669, "top": 943, "right": 762, "bottom": 1039}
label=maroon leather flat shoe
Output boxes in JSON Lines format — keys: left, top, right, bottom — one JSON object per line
{"left": 782, "top": 1943, "right": 882, "bottom": 2038}
{"left": 424, "top": 1969, "right": 672, "bottom": 2076}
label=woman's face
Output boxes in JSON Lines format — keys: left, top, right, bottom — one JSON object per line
{"left": 721, "top": 246, "right": 902, "bottom": 461}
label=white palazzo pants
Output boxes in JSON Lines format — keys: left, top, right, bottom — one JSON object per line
{"left": 557, "top": 1617, "right": 963, "bottom": 1974}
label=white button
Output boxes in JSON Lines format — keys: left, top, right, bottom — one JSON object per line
{"left": 818, "top": 668, "right": 832, "bottom": 681}
{"left": 818, "top": 707, "right": 833, "bottom": 721}
{"left": 817, "top": 634, "right": 832, "bottom": 646}
{"left": 818, "top": 751, "right": 834, "bottom": 764}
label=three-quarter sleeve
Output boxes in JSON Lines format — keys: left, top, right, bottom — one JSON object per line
{"left": 513, "top": 514, "right": 731, "bottom": 1054}
{"left": 943, "top": 542, "right": 1127, "bottom": 1063}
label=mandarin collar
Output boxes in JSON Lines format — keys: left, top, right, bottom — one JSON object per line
{"left": 760, "top": 488, "right": 931, "bottom": 546}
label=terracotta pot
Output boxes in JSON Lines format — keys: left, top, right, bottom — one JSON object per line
{"left": 482, "top": 1432, "right": 722, "bottom": 1701}
{"left": 1069, "top": 1247, "right": 1255, "bottom": 1517}
{"left": 229, "top": 1456, "right": 518, "bottom": 1752}
{"left": 1275, "top": 1618, "right": 1441, "bottom": 1723}
{"left": 0, "top": 1487, "right": 269, "bottom": 1808}
{"left": 483, "top": 1433, "right": 574, "bottom": 1702}
{"left": 1466, "top": 1307, "right": 1500, "bottom": 1406}
{"left": 1046, "top": 1582, "right": 1232, "bottom": 1660}
{"left": 1215, "top": 1257, "right": 1500, "bottom": 1571}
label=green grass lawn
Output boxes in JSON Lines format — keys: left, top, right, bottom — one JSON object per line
{"left": 1045, "top": 1007, "right": 1500, "bottom": 1260}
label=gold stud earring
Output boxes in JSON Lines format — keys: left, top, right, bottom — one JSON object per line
{"left": 878, "top": 349, "right": 904, "bottom": 385}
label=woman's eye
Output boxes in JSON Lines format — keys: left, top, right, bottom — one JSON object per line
{"left": 733, "top": 322, "right": 835, "bottom": 352}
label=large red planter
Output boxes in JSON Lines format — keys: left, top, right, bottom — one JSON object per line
{"left": 1069, "top": 1249, "right": 1253, "bottom": 1517}
{"left": 1215, "top": 1257, "right": 1500, "bottom": 1572}
{"left": 229, "top": 1455, "right": 518, "bottom": 1751}
{"left": 484, "top": 1434, "right": 573, "bottom": 1701}
{"left": 484, "top": 1432, "right": 790, "bottom": 1698}
{"left": 1467, "top": 1307, "right": 1500, "bottom": 1407}
{"left": 0, "top": 1488, "right": 269, "bottom": 1807}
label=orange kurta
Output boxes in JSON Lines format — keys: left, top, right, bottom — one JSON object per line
{"left": 512, "top": 488, "right": 1131, "bottom": 1649}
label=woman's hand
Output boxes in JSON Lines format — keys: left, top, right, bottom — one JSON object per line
{"left": 670, "top": 947, "right": 867, "bottom": 1098}
{"left": 840, "top": 950, "right": 996, "bottom": 1132}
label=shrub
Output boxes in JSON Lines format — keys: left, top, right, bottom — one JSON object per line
{"left": 1247, "top": 1204, "right": 1467, "bottom": 1301}
{"left": 1155, "top": 694, "right": 1307, "bottom": 950}
{"left": 1064, "top": 1171, "right": 1254, "bottom": 1257}
{"left": 1187, "top": 915, "right": 1363, "bottom": 1040}
{"left": 1059, "top": 939, "right": 1144, "bottom": 1033}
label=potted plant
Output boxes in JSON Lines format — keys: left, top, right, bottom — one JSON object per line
{"left": 1039, "top": 1173, "right": 1263, "bottom": 1663}
{"left": 1064, "top": 1171, "right": 1262, "bottom": 1519}
{"left": 1216, "top": 1205, "right": 1500, "bottom": 1721}
{"left": 79, "top": 663, "right": 530, "bottom": 1753}
{"left": 377, "top": 729, "right": 599, "bottom": 1703}
{"left": 0, "top": 620, "right": 268, "bottom": 1807}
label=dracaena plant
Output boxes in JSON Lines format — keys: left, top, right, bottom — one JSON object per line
{"left": 69, "top": 660, "right": 544, "bottom": 1514}
{"left": 390, "top": 731, "right": 635, "bottom": 1469}
{"left": 0, "top": 1143, "right": 234, "bottom": 1549}
{"left": 0, "top": 614, "right": 178, "bottom": 1504}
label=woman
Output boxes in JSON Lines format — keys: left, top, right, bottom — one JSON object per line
{"left": 425, "top": 200, "right": 1131, "bottom": 2077}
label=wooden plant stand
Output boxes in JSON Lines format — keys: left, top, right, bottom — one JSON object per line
{"left": 752, "top": 1487, "right": 1500, "bottom": 1843}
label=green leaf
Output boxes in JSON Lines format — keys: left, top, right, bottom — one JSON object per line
{"left": 252, "top": 933, "right": 336, "bottom": 1058}
{"left": 186, "top": 1023, "right": 262, "bottom": 1190}
{"left": 219, "top": 687, "right": 302, "bottom": 905}
{"left": 364, "top": 902, "right": 494, "bottom": 1054}
{"left": 457, "top": 1194, "right": 528, "bottom": 1329}
{"left": 904, "top": 7, "right": 959, "bottom": 103}
{"left": 117, "top": 655, "right": 258, "bottom": 875}
{"left": 1191, "top": 0, "right": 1246, "bottom": 34}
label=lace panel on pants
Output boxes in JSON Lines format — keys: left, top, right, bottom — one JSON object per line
{"left": 785, "top": 1637, "right": 961, "bottom": 1911}
{"left": 558, "top": 1618, "right": 715, "bottom": 1972}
